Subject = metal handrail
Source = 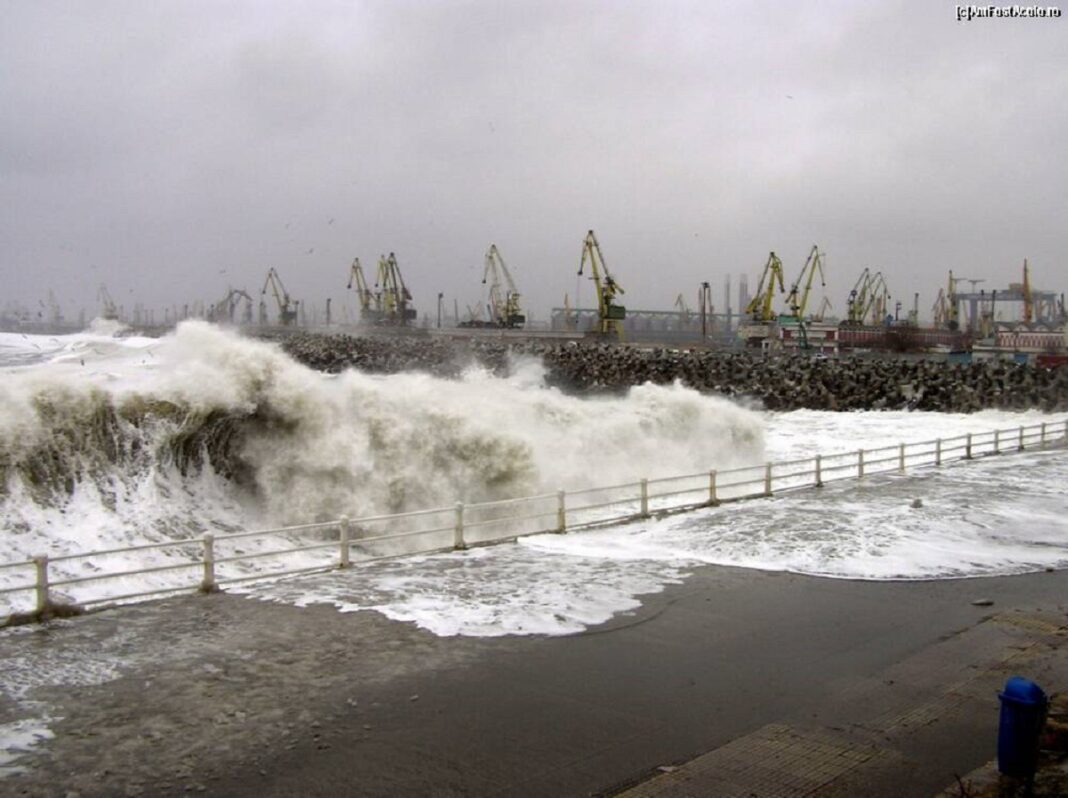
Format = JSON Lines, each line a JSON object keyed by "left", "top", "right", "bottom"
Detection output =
{"left": 2, "top": 419, "right": 1064, "bottom": 622}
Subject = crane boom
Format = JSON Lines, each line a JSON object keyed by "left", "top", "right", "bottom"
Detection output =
{"left": 481, "top": 244, "right": 525, "bottom": 327}
{"left": 744, "top": 252, "right": 785, "bottom": 321}
{"left": 785, "top": 244, "right": 826, "bottom": 319}
{"left": 846, "top": 269, "right": 871, "bottom": 324}
{"left": 261, "top": 268, "right": 298, "bottom": 325}
{"left": 375, "top": 253, "right": 416, "bottom": 325}
{"left": 347, "top": 257, "right": 381, "bottom": 322}
{"left": 577, "top": 230, "right": 626, "bottom": 338}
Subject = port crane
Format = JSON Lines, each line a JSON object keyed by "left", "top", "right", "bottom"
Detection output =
{"left": 813, "top": 296, "right": 834, "bottom": 322}
{"left": 578, "top": 230, "right": 626, "bottom": 338}
{"left": 376, "top": 253, "right": 416, "bottom": 325}
{"left": 347, "top": 258, "right": 381, "bottom": 323}
{"left": 97, "top": 285, "right": 119, "bottom": 321}
{"left": 745, "top": 252, "right": 785, "bottom": 322}
{"left": 261, "top": 268, "right": 298, "bottom": 325}
{"left": 674, "top": 293, "right": 692, "bottom": 325}
{"left": 784, "top": 245, "right": 826, "bottom": 319}
{"left": 482, "top": 244, "right": 525, "bottom": 327}
{"left": 212, "top": 288, "right": 253, "bottom": 324}
{"left": 861, "top": 272, "right": 890, "bottom": 325}
{"left": 846, "top": 269, "right": 870, "bottom": 324}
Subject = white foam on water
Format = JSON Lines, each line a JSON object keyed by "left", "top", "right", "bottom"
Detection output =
{"left": 245, "top": 418, "right": 1068, "bottom": 638}
{"left": 0, "top": 321, "right": 764, "bottom": 613}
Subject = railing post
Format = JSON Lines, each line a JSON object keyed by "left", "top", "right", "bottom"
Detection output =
{"left": 898, "top": 443, "right": 906, "bottom": 474}
{"left": 201, "top": 534, "right": 216, "bottom": 593}
{"left": 965, "top": 433, "right": 973, "bottom": 459}
{"left": 33, "top": 555, "right": 49, "bottom": 614}
{"left": 1018, "top": 425, "right": 1025, "bottom": 451}
{"left": 708, "top": 469, "right": 718, "bottom": 504}
{"left": 640, "top": 478, "right": 649, "bottom": 517}
{"left": 339, "top": 516, "right": 351, "bottom": 568}
{"left": 556, "top": 489, "right": 567, "bottom": 532}
{"left": 1040, "top": 422, "right": 1046, "bottom": 444}
{"left": 764, "top": 463, "right": 772, "bottom": 497}
{"left": 814, "top": 454, "right": 823, "bottom": 487}
{"left": 935, "top": 438, "right": 942, "bottom": 466}
{"left": 994, "top": 428, "right": 1000, "bottom": 453}
{"left": 857, "top": 449, "right": 865, "bottom": 479}
{"left": 454, "top": 502, "right": 466, "bottom": 550}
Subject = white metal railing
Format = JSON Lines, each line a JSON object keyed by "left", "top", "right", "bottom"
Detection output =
{"left": 1, "top": 419, "right": 1066, "bottom": 624}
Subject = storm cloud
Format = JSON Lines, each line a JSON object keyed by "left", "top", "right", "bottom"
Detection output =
{"left": 2, "top": 0, "right": 1065, "bottom": 323}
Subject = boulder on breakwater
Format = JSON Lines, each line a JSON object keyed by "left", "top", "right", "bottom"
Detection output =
{"left": 274, "top": 332, "right": 1068, "bottom": 413}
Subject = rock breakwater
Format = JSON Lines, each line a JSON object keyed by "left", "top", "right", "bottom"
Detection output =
{"left": 276, "top": 333, "right": 1068, "bottom": 413}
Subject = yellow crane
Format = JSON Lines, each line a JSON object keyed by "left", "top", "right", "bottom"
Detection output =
{"left": 577, "top": 230, "right": 626, "bottom": 338}
{"left": 861, "top": 272, "right": 890, "bottom": 325}
{"left": 932, "top": 289, "right": 947, "bottom": 327}
{"left": 813, "top": 296, "right": 834, "bottom": 322}
{"left": 347, "top": 257, "right": 380, "bottom": 322}
{"left": 376, "top": 253, "right": 416, "bottom": 325}
{"left": 846, "top": 269, "right": 870, "bottom": 324}
{"left": 261, "top": 267, "right": 298, "bottom": 325}
{"left": 784, "top": 245, "right": 826, "bottom": 319}
{"left": 945, "top": 270, "right": 960, "bottom": 329}
{"left": 483, "top": 244, "right": 525, "bottom": 327}
{"left": 745, "top": 252, "right": 785, "bottom": 322}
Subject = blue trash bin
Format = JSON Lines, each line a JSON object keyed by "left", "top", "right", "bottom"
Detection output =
{"left": 997, "top": 676, "right": 1048, "bottom": 778}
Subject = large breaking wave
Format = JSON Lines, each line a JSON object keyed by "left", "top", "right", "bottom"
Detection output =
{"left": 0, "top": 321, "right": 766, "bottom": 564}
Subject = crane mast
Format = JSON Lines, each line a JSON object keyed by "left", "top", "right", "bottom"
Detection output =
{"left": 744, "top": 252, "right": 785, "bottom": 322}
{"left": 376, "top": 253, "right": 416, "bottom": 325}
{"left": 261, "top": 268, "right": 298, "bottom": 325}
{"left": 860, "top": 272, "right": 890, "bottom": 325}
{"left": 213, "top": 288, "right": 253, "bottom": 324}
{"left": 347, "top": 257, "right": 380, "bottom": 322}
{"left": 785, "top": 245, "right": 826, "bottom": 319}
{"left": 97, "top": 285, "right": 119, "bottom": 321}
{"left": 577, "top": 230, "right": 626, "bottom": 338}
{"left": 482, "top": 244, "right": 525, "bottom": 327}
{"left": 846, "top": 269, "right": 871, "bottom": 324}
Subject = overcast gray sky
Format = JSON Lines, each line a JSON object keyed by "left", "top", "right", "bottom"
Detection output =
{"left": 2, "top": 0, "right": 1065, "bottom": 324}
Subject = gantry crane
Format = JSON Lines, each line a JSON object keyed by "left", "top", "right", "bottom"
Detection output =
{"left": 483, "top": 244, "right": 525, "bottom": 327}
{"left": 261, "top": 268, "right": 298, "bottom": 325}
{"left": 578, "top": 230, "right": 626, "bottom": 338}
{"left": 744, "top": 252, "right": 786, "bottom": 322}
{"left": 784, "top": 245, "right": 826, "bottom": 319}
{"left": 347, "top": 257, "right": 381, "bottom": 323}
{"left": 376, "top": 253, "right": 416, "bottom": 325}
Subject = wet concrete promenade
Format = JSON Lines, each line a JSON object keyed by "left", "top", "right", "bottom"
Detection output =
{"left": 2, "top": 564, "right": 1067, "bottom": 796}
